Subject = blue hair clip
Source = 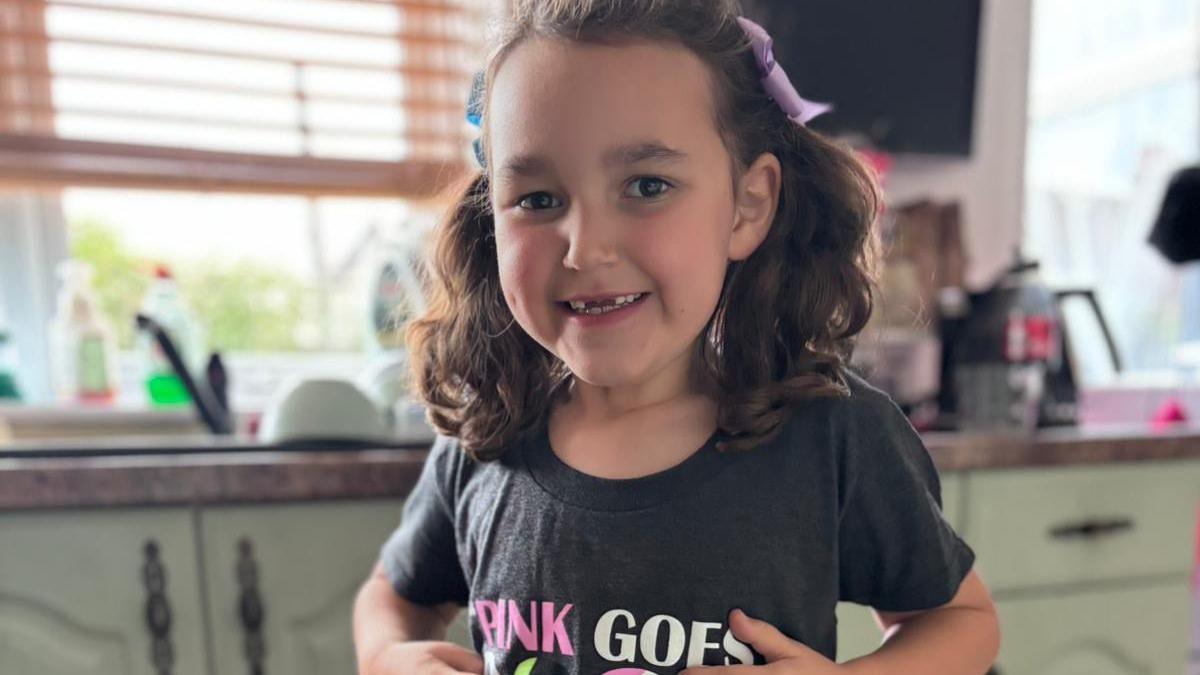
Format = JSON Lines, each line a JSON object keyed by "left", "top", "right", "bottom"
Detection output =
{"left": 466, "top": 71, "right": 487, "bottom": 169}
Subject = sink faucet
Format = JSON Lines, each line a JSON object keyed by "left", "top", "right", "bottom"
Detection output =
{"left": 135, "top": 314, "right": 234, "bottom": 435}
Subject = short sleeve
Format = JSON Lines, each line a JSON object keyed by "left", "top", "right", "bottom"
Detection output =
{"left": 837, "top": 396, "right": 976, "bottom": 611}
{"left": 379, "top": 435, "right": 471, "bottom": 607}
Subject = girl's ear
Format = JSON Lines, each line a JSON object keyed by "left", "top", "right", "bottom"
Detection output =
{"left": 729, "top": 152, "right": 782, "bottom": 261}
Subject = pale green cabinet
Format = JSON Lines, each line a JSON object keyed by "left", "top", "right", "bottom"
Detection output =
{"left": 836, "top": 472, "right": 968, "bottom": 662}
{"left": 0, "top": 501, "right": 412, "bottom": 675}
{"left": 835, "top": 459, "right": 1200, "bottom": 673}
{"left": 0, "top": 508, "right": 208, "bottom": 675}
{"left": 973, "top": 459, "right": 1200, "bottom": 675}
{"left": 992, "top": 582, "right": 1192, "bottom": 675}
{"left": 446, "top": 604, "right": 474, "bottom": 649}
{"left": 197, "top": 500, "right": 406, "bottom": 675}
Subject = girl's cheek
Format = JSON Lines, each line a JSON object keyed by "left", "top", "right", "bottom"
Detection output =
{"left": 496, "top": 230, "right": 551, "bottom": 307}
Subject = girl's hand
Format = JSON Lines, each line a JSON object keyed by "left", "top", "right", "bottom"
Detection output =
{"left": 360, "top": 640, "right": 483, "bottom": 675}
{"left": 679, "top": 609, "right": 846, "bottom": 675}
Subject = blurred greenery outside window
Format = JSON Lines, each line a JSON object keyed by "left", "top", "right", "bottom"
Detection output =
{"left": 66, "top": 192, "right": 412, "bottom": 353}
{"left": 62, "top": 190, "right": 434, "bottom": 408}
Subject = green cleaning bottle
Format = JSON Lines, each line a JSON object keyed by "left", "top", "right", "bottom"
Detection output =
{"left": 137, "top": 265, "right": 205, "bottom": 406}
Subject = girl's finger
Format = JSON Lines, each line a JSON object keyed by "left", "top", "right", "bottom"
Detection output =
{"left": 431, "top": 645, "right": 485, "bottom": 674}
{"left": 679, "top": 666, "right": 771, "bottom": 675}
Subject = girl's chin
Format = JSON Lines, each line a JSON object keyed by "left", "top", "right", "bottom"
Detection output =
{"left": 562, "top": 361, "right": 646, "bottom": 389}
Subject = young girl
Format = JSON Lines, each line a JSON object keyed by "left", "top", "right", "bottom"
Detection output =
{"left": 353, "top": 1, "right": 1000, "bottom": 673}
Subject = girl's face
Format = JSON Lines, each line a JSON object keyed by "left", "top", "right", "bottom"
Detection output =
{"left": 488, "top": 37, "right": 774, "bottom": 396}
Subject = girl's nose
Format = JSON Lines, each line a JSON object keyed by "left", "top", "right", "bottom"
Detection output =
{"left": 561, "top": 208, "right": 619, "bottom": 271}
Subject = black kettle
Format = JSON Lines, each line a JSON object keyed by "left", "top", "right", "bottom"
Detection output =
{"left": 939, "top": 255, "right": 1122, "bottom": 429}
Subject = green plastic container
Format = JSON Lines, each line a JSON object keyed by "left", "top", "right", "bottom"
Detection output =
{"left": 146, "top": 371, "right": 190, "bottom": 406}
{"left": 0, "top": 329, "right": 19, "bottom": 401}
{"left": 0, "top": 372, "right": 18, "bottom": 400}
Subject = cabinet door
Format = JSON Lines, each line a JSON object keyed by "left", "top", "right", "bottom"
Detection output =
{"left": 992, "top": 581, "right": 1192, "bottom": 675}
{"left": 835, "top": 603, "right": 880, "bottom": 663}
{"left": 446, "top": 605, "right": 473, "bottom": 649}
{"left": 0, "top": 508, "right": 208, "bottom": 675}
{"left": 198, "top": 499, "right": 409, "bottom": 675}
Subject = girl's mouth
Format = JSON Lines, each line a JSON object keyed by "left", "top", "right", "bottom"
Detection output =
{"left": 558, "top": 292, "right": 650, "bottom": 325}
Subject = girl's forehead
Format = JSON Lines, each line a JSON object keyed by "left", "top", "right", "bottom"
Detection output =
{"left": 486, "top": 37, "right": 726, "bottom": 172}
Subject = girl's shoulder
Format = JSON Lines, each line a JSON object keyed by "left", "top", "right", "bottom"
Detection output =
{"left": 773, "top": 366, "right": 937, "bottom": 480}
{"left": 782, "top": 366, "right": 913, "bottom": 436}
{"left": 424, "top": 427, "right": 531, "bottom": 496}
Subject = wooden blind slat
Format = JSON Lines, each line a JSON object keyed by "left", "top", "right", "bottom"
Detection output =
{"left": 0, "top": 29, "right": 476, "bottom": 76}
{"left": 47, "top": 0, "right": 482, "bottom": 41}
{"left": 0, "top": 132, "right": 469, "bottom": 197}
{"left": 0, "top": 0, "right": 484, "bottom": 196}
{"left": 0, "top": 0, "right": 54, "bottom": 134}
{"left": 0, "top": 65, "right": 466, "bottom": 111}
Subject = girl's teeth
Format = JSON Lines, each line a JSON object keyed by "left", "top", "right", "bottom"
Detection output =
{"left": 568, "top": 293, "right": 643, "bottom": 314}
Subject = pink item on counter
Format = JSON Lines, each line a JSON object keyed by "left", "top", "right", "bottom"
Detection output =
{"left": 1151, "top": 397, "right": 1189, "bottom": 430}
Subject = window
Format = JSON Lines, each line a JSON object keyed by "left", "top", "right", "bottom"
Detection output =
{"left": 0, "top": 0, "right": 484, "bottom": 407}
{"left": 1024, "top": 0, "right": 1200, "bottom": 386}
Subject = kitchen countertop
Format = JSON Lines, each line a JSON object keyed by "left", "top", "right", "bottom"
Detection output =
{"left": 1, "top": 422, "right": 1198, "bottom": 510}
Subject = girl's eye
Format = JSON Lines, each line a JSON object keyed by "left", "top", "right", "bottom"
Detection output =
{"left": 517, "top": 192, "right": 562, "bottom": 211}
{"left": 624, "top": 177, "right": 673, "bottom": 200}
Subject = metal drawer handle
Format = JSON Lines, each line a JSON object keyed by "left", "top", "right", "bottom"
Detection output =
{"left": 237, "top": 537, "right": 266, "bottom": 675}
{"left": 1048, "top": 517, "right": 1134, "bottom": 540}
{"left": 142, "top": 539, "right": 175, "bottom": 675}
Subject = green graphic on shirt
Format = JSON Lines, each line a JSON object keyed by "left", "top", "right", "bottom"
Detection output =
{"left": 514, "top": 657, "right": 537, "bottom": 675}
{"left": 501, "top": 655, "right": 573, "bottom": 675}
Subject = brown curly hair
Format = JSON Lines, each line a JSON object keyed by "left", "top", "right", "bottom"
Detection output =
{"left": 407, "top": 0, "right": 882, "bottom": 461}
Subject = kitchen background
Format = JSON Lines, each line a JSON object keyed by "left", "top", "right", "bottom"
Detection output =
{"left": 0, "top": 0, "right": 1199, "bottom": 674}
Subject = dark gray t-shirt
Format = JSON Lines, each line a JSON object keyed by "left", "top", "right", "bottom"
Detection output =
{"left": 380, "top": 370, "right": 975, "bottom": 674}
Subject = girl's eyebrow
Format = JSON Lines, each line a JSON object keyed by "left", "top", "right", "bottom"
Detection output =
{"left": 603, "top": 142, "right": 689, "bottom": 167}
{"left": 495, "top": 142, "right": 688, "bottom": 184}
{"left": 496, "top": 154, "right": 552, "bottom": 182}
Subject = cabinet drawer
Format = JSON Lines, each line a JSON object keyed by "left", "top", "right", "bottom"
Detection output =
{"left": 966, "top": 460, "right": 1200, "bottom": 591}
{"left": 993, "top": 581, "right": 1192, "bottom": 675}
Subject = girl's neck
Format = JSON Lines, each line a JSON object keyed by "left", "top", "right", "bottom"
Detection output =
{"left": 547, "top": 350, "right": 720, "bottom": 480}
{"left": 562, "top": 347, "right": 718, "bottom": 423}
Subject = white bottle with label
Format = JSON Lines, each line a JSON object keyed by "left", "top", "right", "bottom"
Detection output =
{"left": 136, "top": 264, "right": 206, "bottom": 406}
{"left": 48, "top": 260, "right": 119, "bottom": 404}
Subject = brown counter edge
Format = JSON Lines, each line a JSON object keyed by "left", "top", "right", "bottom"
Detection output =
{"left": 0, "top": 449, "right": 431, "bottom": 511}
{"left": 4, "top": 426, "right": 1200, "bottom": 510}
{"left": 925, "top": 426, "right": 1200, "bottom": 472}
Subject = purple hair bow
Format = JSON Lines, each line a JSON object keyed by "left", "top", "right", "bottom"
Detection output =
{"left": 737, "top": 16, "right": 832, "bottom": 126}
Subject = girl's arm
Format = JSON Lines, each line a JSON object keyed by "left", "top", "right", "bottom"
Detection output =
{"left": 352, "top": 561, "right": 466, "bottom": 668}
{"left": 843, "top": 569, "right": 1001, "bottom": 675}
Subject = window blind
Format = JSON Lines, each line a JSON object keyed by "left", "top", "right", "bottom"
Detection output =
{"left": 0, "top": 0, "right": 485, "bottom": 196}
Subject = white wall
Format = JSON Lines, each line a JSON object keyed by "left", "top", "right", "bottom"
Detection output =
{"left": 884, "top": 0, "right": 1033, "bottom": 291}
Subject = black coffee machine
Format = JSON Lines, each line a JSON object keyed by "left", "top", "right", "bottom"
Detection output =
{"left": 937, "top": 255, "right": 1123, "bottom": 430}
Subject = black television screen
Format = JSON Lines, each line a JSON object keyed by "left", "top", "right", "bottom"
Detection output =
{"left": 742, "top": 0, "right": 983, "bottom": 156}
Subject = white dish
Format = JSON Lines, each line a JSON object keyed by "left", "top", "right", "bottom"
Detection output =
{"left": 257, "top": 377, "right": 390, "bottom": 445}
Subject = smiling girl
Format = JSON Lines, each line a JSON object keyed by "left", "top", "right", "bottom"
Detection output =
{"left": 353, "top": 2, "right": 1000, "bottom": 674}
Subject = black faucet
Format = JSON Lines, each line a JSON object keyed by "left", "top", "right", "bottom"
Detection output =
{"left": 135, "top": 313, "right": 234, "bottom": 435}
